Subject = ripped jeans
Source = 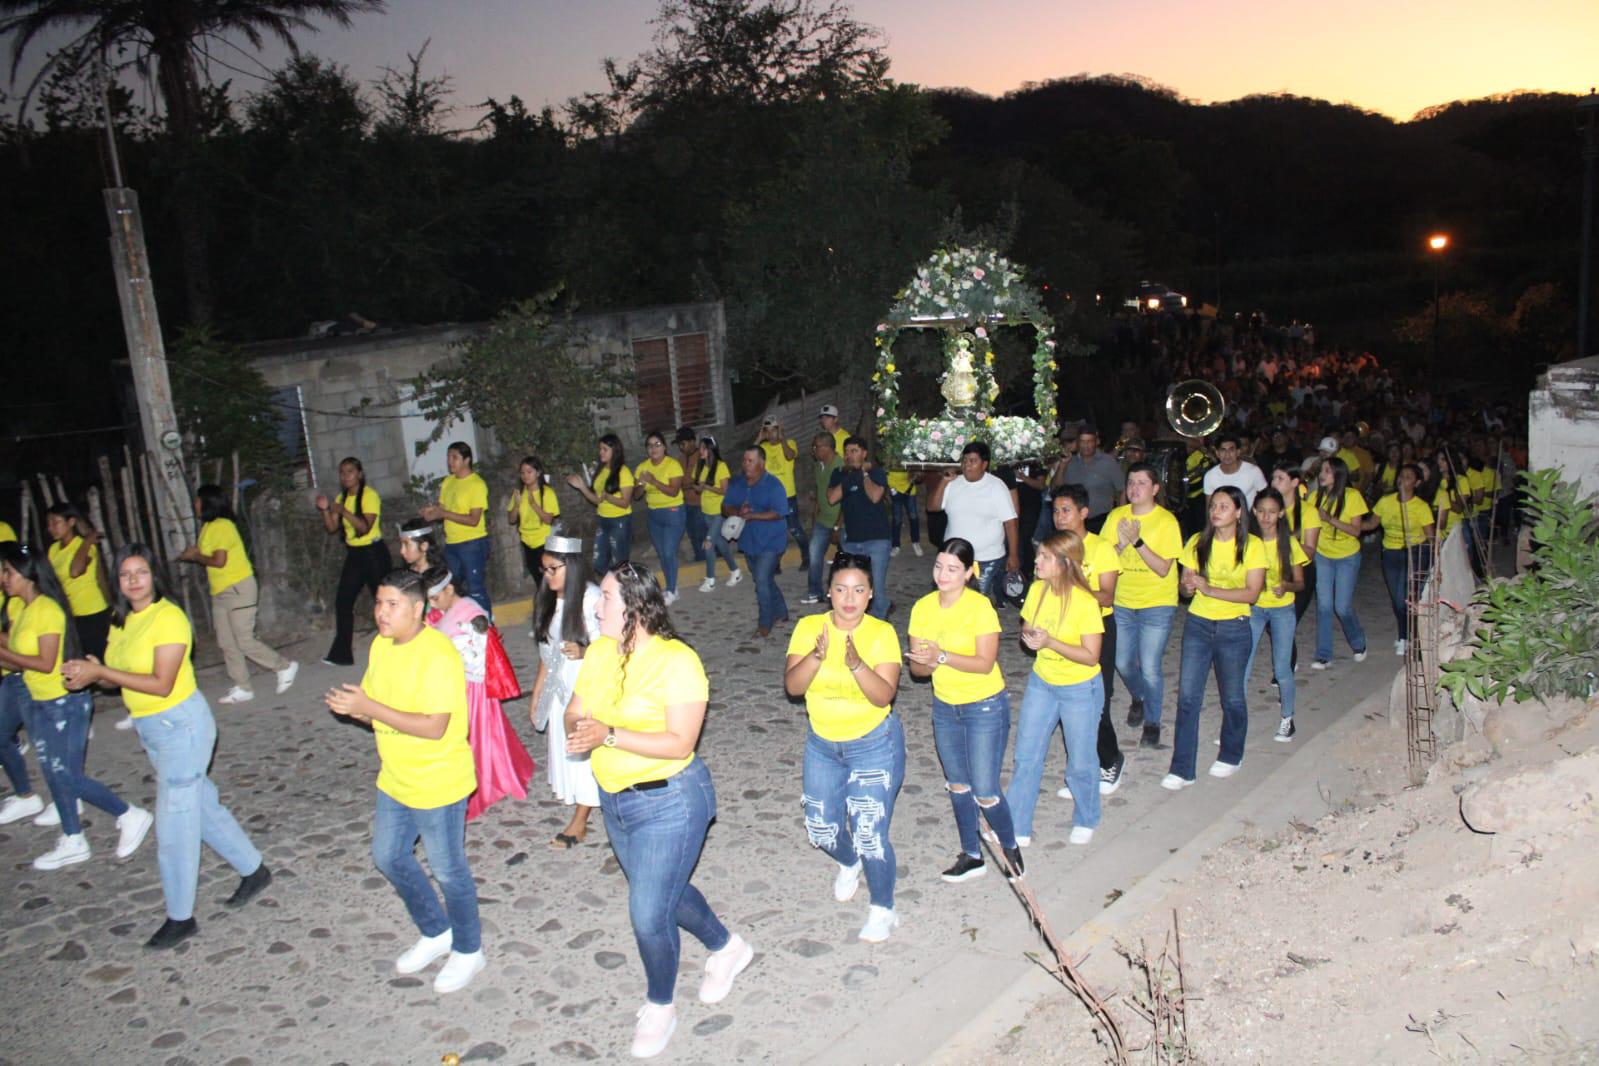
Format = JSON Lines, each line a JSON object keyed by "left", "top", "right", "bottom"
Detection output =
{"left": 932, "top": 691, "right": 1018, "bottom": 856}
{"left": 801, "top": 714, "right": 905, "bottom": 909}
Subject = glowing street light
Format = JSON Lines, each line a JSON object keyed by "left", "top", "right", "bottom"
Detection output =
{"left": 1427, "top": 233, "right": 1450, "bottom": 374}
{"left": 1428, "top": 234, "right": 1449, "bottom": 251}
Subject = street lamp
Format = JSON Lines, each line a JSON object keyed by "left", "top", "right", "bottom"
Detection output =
{"left": 1427, "top": 233, "right": 1449, "bottom": 375}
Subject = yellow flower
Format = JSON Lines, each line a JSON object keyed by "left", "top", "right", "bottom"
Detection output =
{"left": 874, "top": 338, "right": 882, "bottom": 347}
{"left": 885, "top": 363, "right": 895, "bottom": 373}
{"left": 872, "top": 373, "right": 881, "bottom": 382}
{"left": 985, "top": 353, "right": 994, "bottom": 365}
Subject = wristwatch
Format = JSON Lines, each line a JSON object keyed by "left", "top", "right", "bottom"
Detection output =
{"left": 603, "top": 727, "right": 618, "bottom": 748}
{"left": 1133, "top": 537, "right": 1145, "bottom": 549}
{"left": 935, "top": 652, "right": 949, "bottom": 666}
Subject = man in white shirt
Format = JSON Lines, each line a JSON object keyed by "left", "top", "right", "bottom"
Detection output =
{"left": 928, "top": 440, "right": 1018, "bottom": 608}
{"left": 1201, "top": 434, "right": 1267, "bottom": 510}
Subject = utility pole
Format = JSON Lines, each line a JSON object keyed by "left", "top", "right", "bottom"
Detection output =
{"left": 1578, "top": 90, "right": 1598, "bottom": 362}
{"left": 101, "top": 68, "right": 192, "bottom": 562}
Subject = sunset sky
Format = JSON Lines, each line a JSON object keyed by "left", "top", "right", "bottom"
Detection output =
{"left": 11, "top": 0, "right": 1598, "bottom": 120}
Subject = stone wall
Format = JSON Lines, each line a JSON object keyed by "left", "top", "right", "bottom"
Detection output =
{"left": 1530, "top": 355, "right": 1599, "bottom": 499}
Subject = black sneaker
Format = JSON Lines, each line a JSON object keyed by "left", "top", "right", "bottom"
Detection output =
{"left": 1139, "top": 724, "right": 1164, "bottom": 750}
{"left": 1099, "top": 753, "right": 1126, "bottom": 796}
{"left": 1125, "top": 700, "right": 1145, "bottom": 728}
{"left": 1002, "top": 845, "right": 1026, "bottom": 880}
{"left": 225, "top": 864, "right": 272, "bottom": 907}
{"left": 1274, "top": 718, "right": 1296, "bottom": 743}
{"left": 145, "top": 917, "right": 198, "bottom": 950}
{"left": 940, "top": 853, "right": 987, "bottom": 883}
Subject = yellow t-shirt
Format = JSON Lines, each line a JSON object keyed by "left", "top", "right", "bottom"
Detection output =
{"left": 1285, "top": 486, "right": 1322, "bottom": 556}
{"left": 338, "top": 485, "right": 382, "bottom": 547}
{"left": 907, "top": 588, "right": 1004, "bottom": 705}
{"left": 198, "top": 518, "right": 254, "bottom": 596}
{"left": 0, "top": 596, "right": 20, "bottom": 676}
{"left": 1467, "top": 467, "right": 1499, "bottom": 515}
{"left": 831, "top": 427, "right": 850, "bottom": 455}
{"left": 515, "top": 484, "right": 561, "bottom": 549}
{"left": 1104, "top": 505, "right": 1183, "bottom": 609}
{"left": 1080, "top": 530, "right": 1120, "bottom": 618}
{"left": 572, "top": 635, "right": 708, "bottom": 792}
{"left": 1434, "top": 475, "right": 1473, "bottom": 538}
{"left": 439, "top": 472, "right": 489, "bottom": 544}
{"left": 696, "top": 460, "right": 731, "bottom": 517}
{"left": 1180, "top": 533, "right": 1267, "bottom": 621}
{"left": 1021, "top": 580, "right": 1104, "bottom": 686}
{"left": 595, "top": 466, "right": 637, "bottom": 519}
{"left": 761, "top": 439, "right": 799, "bottom": 496}
{"left": 13, "top": 595, "right": 68, "bottom": 700}
{"left": 1256, "top": 535, "right": 1310, "bottom": 609}
{"left": 786, "top": 613, "right": 901, "bottom": 742}
{"left": 635, "top": 457, "right": 686, "bottom": 510}
{"left": 0, "top": 521, "right": 15, "bottom": 543}
{"left": 1334, "top": 447, "right": 1361, "bottom": 476}
{"left": 1313, "top": 487, "right": 1369, "bottom": 560}
{"left": 361, "top": 627, "right": 475, "bottom": 809}
{"left": 48, "top": 537, "right": 109, "bottom": 616}
{"left": 886, "top": 470, "right": 914, "bottom": 494}
{"left": 105, "top": 599, "right": 198, "bottom": 717}
{"left": 1374, "top": 465, "right": 1397, "bottom": 495}
{"left": 1371, "top": 493, "right": 1433, "bottom": 549}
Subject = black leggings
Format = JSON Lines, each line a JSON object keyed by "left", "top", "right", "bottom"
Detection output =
{"left": 325, "top": 541, "right": 392, "bottom": 664}
{"left": 1096, "top": 611, "right": 1121, "bottom": 768}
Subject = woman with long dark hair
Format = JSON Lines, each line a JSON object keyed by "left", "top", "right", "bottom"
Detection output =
{"left": 1104, "top": 462, "right": 1184, "bottom": 749}
{"left": 0, "top": 543, "right": 150, "bottom": 871}
{"left": 1246, "top": 488, "right": 1307, "bottom": 742}
{"left": 0, "top": 571, "right": 48, "bottom": 825}
{"left": 1163, "top": 486, "right": 1265, "bottom": 788}
{"left": 529, "top": 532, "right": 602, "bottom": 847}
{"left": 1431, "top": 447, "right": 1473, "bottom": 545}
{"left": 397, "top": 517, "right": 443, "bottom": 574}
{"left": 182, "top": 485, "right": 297, "bottom": 704}
{"left": 506, "top": 456, "right": 560, "bottom": 593}
{"left": 636, "top": 429, "right": 688, "bottom": 604}
{"left": 421, "top": 441, "right": 493, "bottom": 615}
{"left": 1363, "top": 464, "right": 1435, "bottom": 655}
{"left": 44, "top": 502, "right": 111, "bottom": 661}
{"left": 566, "top": 563, "right": 750, "bottom": 1058}
{"left": 61, "top": 543, "right": 269, "bottom": 947}
{"left": 907, "top": 537, "right": 1021, "bottom": 881}
{"left": 692, "top": 436, "right": 740, "bottom": 591}
{"left": 1270, "top": 459, "right": 1320, "bottom": 672}
{"left": 317, "top": 456, "right": 391, "bottom": 667}
{"left": 566, "top": 433, "right": 636, "bottom": 576}
{"left": 785, "top": 552, "right": 905, "bottom": 941}
{"left": 1309, "top": 457, "right": 1369, "bottom": 669}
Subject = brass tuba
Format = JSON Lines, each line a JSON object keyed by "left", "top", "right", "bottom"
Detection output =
{"left": 1165, "top": 380, "right": 1226, "bottom": 439}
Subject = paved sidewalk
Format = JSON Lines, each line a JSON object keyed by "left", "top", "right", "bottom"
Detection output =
{"left": 0, "top": 544, "right": 1398, "bottom": 1065}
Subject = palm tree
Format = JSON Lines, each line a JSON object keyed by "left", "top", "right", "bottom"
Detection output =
{"left": 1, "top": 0, "right": 387, "bottom": 323}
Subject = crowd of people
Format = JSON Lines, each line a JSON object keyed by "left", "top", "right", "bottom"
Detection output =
{"left": 0, "top": 321, "right": 1532, "bottom": 1059}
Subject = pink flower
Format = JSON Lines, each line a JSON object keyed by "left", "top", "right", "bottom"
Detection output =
{"left": 1045, "top": 339, "right": 1057, "bottom": 349}
{"left": 877, "top": 407, "right": 885, "bottom": 416}
{"left": 973, "top": 268, "right": 986, "bottom": 280}
{"left": 930, "top": 430, "right": 943, "bottom": 441}
{"left": 975, "top": 326, "right": 988, "bottom": 339}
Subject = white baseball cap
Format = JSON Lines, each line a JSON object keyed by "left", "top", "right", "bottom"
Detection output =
{"left": 819, "top": 404, "right": 839, "bottom": 418}
{"left": 1317, "top": 436, "right": 1339, "bottom": 454}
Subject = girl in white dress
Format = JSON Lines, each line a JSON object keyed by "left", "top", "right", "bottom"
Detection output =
{"left": 527, "top": 532, "right": 601, "bottom": 848}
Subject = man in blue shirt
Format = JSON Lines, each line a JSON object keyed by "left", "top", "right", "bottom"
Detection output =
{"left": 722, "top": 447, "right": 791, "bottom": 637}
{"left": 827, "top": 437, "right": 893, "bottom": 619}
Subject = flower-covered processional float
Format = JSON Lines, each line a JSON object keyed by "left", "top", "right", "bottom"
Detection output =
{"left": 873, "top": 245, "right": 1062, "bottom": 469}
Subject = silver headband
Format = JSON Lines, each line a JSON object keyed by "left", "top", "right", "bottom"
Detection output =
{"left": 427, "top": 571, "right": 454, "bottom": 598}
{"left": 398, "top": 525, "right": 431, "bottom": 540}
{"left": 545, "top": 534, "right": 584, "bottom": 555}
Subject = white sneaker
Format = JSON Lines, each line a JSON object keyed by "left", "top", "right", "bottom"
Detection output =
{"left": 114, "top": 714, "right": 135, "bottom": 731}
{"left": 698, "top": 578, "right": 716, "bottom": 593}
{"left": 1069, "top": 826, "right": 1095, "bottom": 845}
{"left": 1310, "top": 659, "right": 1330, "bottom": 671}
{"left": 115, "top": 806, "right": 154, "bottom": 859}
{"left": 699, "top": 933, "right": 754, "bottom": 1004}
{"left": 1353, "top": 649, "right": 1368, "bottom": 663}
{"left": 275, "top": 661, "right": 299, "bottom": 694}
{"left": 832, "top": 860, "right": 863, "bottom": 903}
{"left": 1014, "top": 835, "right": 1031, "bottom": 848}
{"left": 663, "top": 590, "right": 679, "bottom": 606}
{"left": 799, "top": 594, "right": 822, "bottom": 605}
{"left": 1274, "top": 718, "right": 1296, "bottom": 743}
{"left": 0, "top": 794, "right": 44, "bottom": 824}
{"left": 1160, "top": 773, "right": 1194, "bottom": 791}
{"left": 395, "top": 929, "right": 453, "bottom": 974}
{"left": 14, "top": 740, "right": 25, "bottom": 757}
{"left": 34, "top": 799, "right": 80, "bottom": 827}
{"left": 911, "top": 543, "right": 924, "bottom": 557}
{"left": 433, "top": 949, "right": 486, "bottom": 993}
{"left": 858, "top": 905, "right": 899, "bottom": 943}
{"left": 890, "top": 547, "right": 901, "bottom": 558}
{"left": 1394, "top": 639, "right": 1406, "bottom": 656}
{"left": 726, "top": 570, "right": 744, "bottom": 587}
{"left": 217, "top": 686, "right": 254, "bottom": 705}
{"left": 1208, "top": 760, "right": 1241, "bottom": 778}
{"left": 631, "top": 1002, "right": 677, "bottom": 1059}
{"left": 1055, "top": 784, "right": 1073, "bottom": 801}
{"left": 33, "top": 832, "right": 90, "bottom": 870}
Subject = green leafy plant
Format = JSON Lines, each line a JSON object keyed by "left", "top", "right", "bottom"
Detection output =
{"left": 167, "top": 325, "right": 289, "bottom": 485}
{"left": 1440, "top": 469, "right": 1599, "bottom": 705}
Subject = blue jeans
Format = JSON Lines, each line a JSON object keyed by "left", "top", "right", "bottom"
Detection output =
{"left": 1007, "top": 671, "right": 1104, "bottom": 835}
{"left": 600, "top": 757, "right": 728, "bottom": 1005}
{"left": 646, "top": 506, "right": 687, "bottom": 594}
{"left": 785, "top": 496, "right": 808, "bottom": 561}
{"left": 706, "top": 516, "right": 741, "bottom": 581}
{"left": 748, "top": 549, "right": 788, "bottom": 629}
{"left": 890, "top": 491, "right": 920, "bottom": 548}
{"left": 1170, "top": 614, "right": 1252, "bottom": 780}
{"left": 593, "top": 514, "right": 633, "bottom": 576}
{"left": 1381, "top": 545, "right": 1432, "bottom": 639}
{"left": 932, "top": 692, "right": 1017, "bottom": 855}
{"left": 1113, "top": 604, "right": 1177, "bottom": 727}
{"left": 372, "top": 791, "right": 481, "bottom": 954}
{"left": 133, "top": 692, "right": 262, "bottom": 920}
{"left": 1314, "top": 551, "right": 1366, "bottom": 661}
{"left": 841, "top": 538, "right": 892, "bottom": 619}
{"left": 806, "top": 524, "right": 834, "bottom": 598}
{"left": 802, "top": 715, "right": 905, "bottom": 908}
{"left": 1247, "top": 605, "right": 1298, "bottom": 720}
{"left": 27, "top": 691, "right": 128, "bottom": 835}
{"left": 443, "top": 536, "right": 492, "bottom": 617}
{"left": 685, "top": 508, "right": 708, "bottom": 563}
{"left": 0, "top": 674, "right": 33, "bottom": 796}
{"left": 976, "top": 557, "right": 1006, "bottom": 608}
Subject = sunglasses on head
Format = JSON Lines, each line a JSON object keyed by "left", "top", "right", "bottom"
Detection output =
{"left": 830, "top": 552, "right": 874, "bottom": 571}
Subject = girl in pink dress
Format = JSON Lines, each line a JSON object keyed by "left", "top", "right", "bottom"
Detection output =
{"left": 424, "top": 567, "right": 535, "bottom": 821}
